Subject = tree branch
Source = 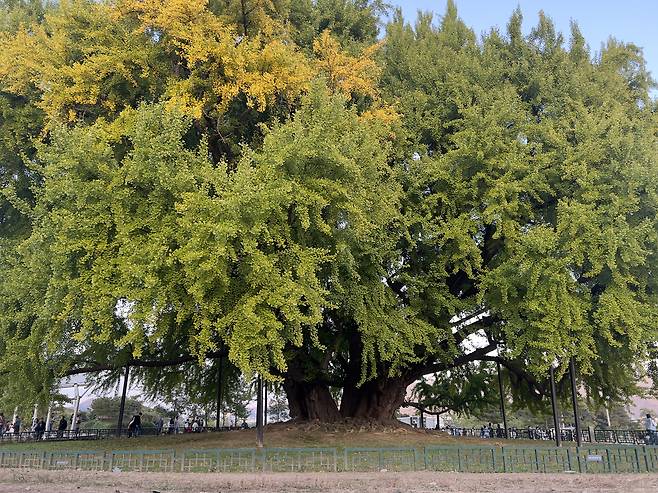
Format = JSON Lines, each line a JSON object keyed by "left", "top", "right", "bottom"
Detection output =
{"left": 410, "top": 342, "right": 498, "bottom": 380}
{"left": 403, "top": 401, "right": 449, "bottom": 416}
{"left": 62, "top": 349, "right": 227, "bottom": 376}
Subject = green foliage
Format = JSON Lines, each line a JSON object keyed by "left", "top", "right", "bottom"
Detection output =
{"left": 225, "top": 374, "right": 254, "bottom": 424}
{"left": 0, "top": 0, "right": 656, "bottom": 421}
{"left": 408, "top": 363, "right": 500, "bottom": 417}
{"left": 267, "top": 385, "right": 290, "bottom": 422}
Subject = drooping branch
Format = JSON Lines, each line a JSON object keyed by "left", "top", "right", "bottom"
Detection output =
{"left": 62, "top": 349, "right": 227, "bottom": 376}
{"left": 479, "top": 355, "right": 547, "bottom": 397}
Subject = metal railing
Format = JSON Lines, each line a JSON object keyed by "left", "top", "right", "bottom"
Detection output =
{"left": 0, "top": 425, "right": 232, "bottom": 443}
{"left": 1, "top": 444, "right": 658, "bottom": 473}
{"left": 4, "top": 424, "right": 654, "bottom": 447}
{"left": 447, "top": 427, "right": 655, "bottom": 446}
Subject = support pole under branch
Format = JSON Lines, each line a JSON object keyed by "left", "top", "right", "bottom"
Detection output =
{"left": 117, "top": 365, "right": 130, "bottom": 437}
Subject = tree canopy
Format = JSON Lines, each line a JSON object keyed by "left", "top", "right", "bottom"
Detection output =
{"left": 1, "top": 0, "right": 656, "bottom": 422}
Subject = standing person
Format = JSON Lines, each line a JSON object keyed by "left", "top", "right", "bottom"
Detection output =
{"left": 57, "top": 415, "right": 67, "bottom": 438}
{"left": 168, "top": 417, "right": 174, "bottom": 435}
{"left": 35, "top": 419, "right": 45, "bottom": 440}
{"left": 0, "top": 413, "right": 5, "bottom": 436}
{"left": 156, "top": 416, "right": 164, "bottom": 435}
{"left": 645, "top": 414, "right": 656, "bottom": 445}
{"left": 134, "top": 412, "right": 142, "bottom": 436}
{"left": 127, "top": 415, "right": 135, "bottom": 438}
{"left": 13, "top": 416, "right": 21, "bottom": 436}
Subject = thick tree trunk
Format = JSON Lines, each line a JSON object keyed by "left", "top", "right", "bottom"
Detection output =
{"left": 283, "top": 378, "right": 342, "bottom": 422}
{"left": 340, "top": 375, "right": 408, "bottom": 422}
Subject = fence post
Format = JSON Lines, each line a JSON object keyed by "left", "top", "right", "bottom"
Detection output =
{"left": 534, "top": 448, "right": 539, "bottom": 473}
{"left": 642, "top": 446, "right": 650, "bottom": 473}
{"left": 634, "top": 447, "right": 641, "bottom": 473}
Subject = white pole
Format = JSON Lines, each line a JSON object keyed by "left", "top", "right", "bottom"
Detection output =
{"left": 12, "top": 406, "right": 17, "bottom": 425}
{"left": 44, "top": 404, "right": 52, "bottom": 439}
{"left": 32, "top": 404, "right": 38, "bottom": 430}
{"left": 71, "top": 383, "right": 80, "bottom": 433}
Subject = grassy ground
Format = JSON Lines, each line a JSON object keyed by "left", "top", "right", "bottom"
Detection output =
{"left": 0, "top": 422, "right": 574, "bottom": 452}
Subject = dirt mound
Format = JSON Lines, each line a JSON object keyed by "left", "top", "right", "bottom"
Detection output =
{"left": 271, "top": 418, "right": 439, "bottom": 435}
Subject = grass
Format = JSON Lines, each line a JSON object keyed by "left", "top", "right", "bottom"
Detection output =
{"left": 0, "top": 422, "right": 578, "bottom": 453}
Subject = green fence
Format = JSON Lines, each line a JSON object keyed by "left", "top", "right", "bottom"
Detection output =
{"left": 1, "top": 445, "right": 658, "bottom": 473}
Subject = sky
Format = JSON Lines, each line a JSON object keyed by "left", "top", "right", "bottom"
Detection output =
{"left": 392, "top": 1, "right": 658, "bottom": 82}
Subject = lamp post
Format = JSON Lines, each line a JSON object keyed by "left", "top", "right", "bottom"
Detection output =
{"left": 549, "top": 360, "right": 561, "bottom": 447}
{"left": 569, "top": 357, "right": 582, "bottom": 446}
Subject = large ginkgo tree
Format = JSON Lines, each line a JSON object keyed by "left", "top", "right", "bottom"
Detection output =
{"left": 1, "top": 0, "right": 656, "bottom": 421}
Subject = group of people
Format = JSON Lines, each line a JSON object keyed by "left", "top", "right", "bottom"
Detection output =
{"left": 447, "top": 423, "right": 507, "bottom": 438}
{"left": 0, "top": 412, "right": 82, "bottom": 440}
{"left": 0, "top": 413, "right": 21, "bottom": 435}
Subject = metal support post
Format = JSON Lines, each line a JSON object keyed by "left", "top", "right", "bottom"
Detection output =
{"left": 117, "top": 365, "right": 130, "bottom": 436}
{"left": 256, "top": 375, "right": 264, "bottom": 448}
{"left": 549, "top": 365, "right": 561, "bottom": 447}
{"left": 264, "top": 382, "right": 268, "bottom": 426}
{"left": 569, "top": 357, "right": 582, "bottom": 446}
{"left": 71, "top": 384, "right": 80, "bottom": 435}
{"left": 215, "top": 356, "right": 223, "bottom": 429}
{"left": 497, "top": 361, "right": 509, "bottom": 439}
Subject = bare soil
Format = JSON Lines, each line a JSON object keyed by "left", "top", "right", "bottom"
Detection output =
{"left": 0, "top": 469, "right": 656, "bottom": 493}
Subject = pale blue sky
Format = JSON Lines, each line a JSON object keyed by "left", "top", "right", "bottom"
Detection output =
{"left": 391, "top": 1, "right": 658, "bottom": 82}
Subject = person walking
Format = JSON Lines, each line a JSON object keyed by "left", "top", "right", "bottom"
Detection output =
{"left": 645, "top": 414, "right": 656, "bottom": 445}
{"left": 57, "top": 415, "right": 67, "bottom": 438}
{"left": 13, "top": 416, "right": 21, "bottom": 436}
{"left": 156, "top": 416, "right": 164, "bottom": 435}
{"left": 35, "top": 419, "right": 45, "bottom": 440}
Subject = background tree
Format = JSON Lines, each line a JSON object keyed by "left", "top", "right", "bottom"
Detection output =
{"left": 267, "top": 385, "right": 290, "bottom": 423}
{"left": 405, "top": 363, "right": 500, "bottom": 420}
